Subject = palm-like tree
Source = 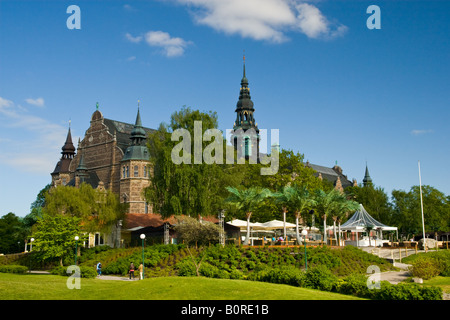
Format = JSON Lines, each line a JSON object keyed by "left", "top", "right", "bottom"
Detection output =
{"left": 313, "top": 189, "right": 343, "bottom": 245}
{"left": 225, "top": 186, "right": 271, "bottom": 245}
{"left": 272, "top": 185, "right": 316, "bottom": 243}
{"left": 330, "top": 195, "right": 359, "bottom": 246}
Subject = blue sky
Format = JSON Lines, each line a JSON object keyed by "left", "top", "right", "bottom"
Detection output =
{"left": 0, "top": 0, "right": 449, "bottom": 217}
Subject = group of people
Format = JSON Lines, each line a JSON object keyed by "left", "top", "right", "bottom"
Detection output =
{"left": 127, "top": 262, "right": 144, "bottom": 280}
{"left": 96, "top": 262, "right": 144, "bottom": 280}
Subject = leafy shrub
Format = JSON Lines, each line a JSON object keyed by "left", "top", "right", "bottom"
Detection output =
{"left": 336, "top": 273, "right": 371, "bottom": 298}
{"left": 410, "top": 257, "right": 441, "bottom": 280}
{"left": 303, "top": 265, "right": 338, "bottom": 291}
{"left": 50, "top": 265, "right": 97, "bottom": 278}
{"left": 373, "top": 282, "right": 442, "bottom": 300}
{"left": 0, "top": 264, "right": 28, "bottom": 274}
{"left": 248, "top": 266, "right": 305, "bottom": 287}
{"left": 175, "top": 259, "right": 196, "bottom": 277}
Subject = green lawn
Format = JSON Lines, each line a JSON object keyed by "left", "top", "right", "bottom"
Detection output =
{"left": 423, "top": 277, "right": 450, "bottom": 294}
{"left": 0, "top": 273, "right": 363, "bottom": 300}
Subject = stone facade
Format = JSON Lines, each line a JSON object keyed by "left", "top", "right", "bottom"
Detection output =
{"left": 51, "top": 108, "right": 152, "bottom": 214}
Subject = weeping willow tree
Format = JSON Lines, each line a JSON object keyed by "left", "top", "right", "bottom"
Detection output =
{"left": 43, "top": 183, "right": 127, "bottom": 234}
{"left": 144, "top": 106, "right": 242, "bottom": 218}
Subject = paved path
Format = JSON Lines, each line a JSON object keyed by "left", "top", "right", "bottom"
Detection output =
{"left": 97, "top": 275, "right": 140, "bottom": 281}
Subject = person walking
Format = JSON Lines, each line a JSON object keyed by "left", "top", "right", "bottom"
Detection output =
{"left": 129, "top": 262, "right": 135, "bottom": 280}
{"left": 96, "top": 262, "right": 102, "bottom": 277}
{"left": 139, "top": 263, "right": 144, "bottom": 280}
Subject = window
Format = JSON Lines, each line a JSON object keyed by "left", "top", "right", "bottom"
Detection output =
{"left": 134, "top": 165, "right": 139, "bottom": 177}
{"left": 122, "top": 166, "right": 126, "bottom": 178}
{"left": 144, "top": 165, "right": 147, "bottom": 177}
{"left": 126, "top": 166, "right": 129, "bottom": 178}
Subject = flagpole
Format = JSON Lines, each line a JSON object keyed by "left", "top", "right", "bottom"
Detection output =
{"left": 418, "top": 161, "right": 426, "bottom": 252}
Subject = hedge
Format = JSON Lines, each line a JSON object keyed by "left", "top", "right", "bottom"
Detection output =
{"left": 50, "top": 265, "right": 97, "bottom": 278}
{"left": 0, "top": 265, "right": 28, "bottom": 274}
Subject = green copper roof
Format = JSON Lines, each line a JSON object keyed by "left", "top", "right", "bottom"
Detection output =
{"left": 363, "top": 164, "right": 373, "bottom": 186}
{"left": 122, "top": 107, "right": 149, "bottom": 161}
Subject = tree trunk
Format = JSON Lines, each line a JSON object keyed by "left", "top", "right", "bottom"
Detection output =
{"left": 323, "top": 214, "right": 327, "bottom": 245}
{"left": 244, "top": 212, "right": 252, "bottom": 245}
{"left": 333, "top": 217, "right": 337, "bottom": 246}
{"left": 295, "top": 212, "right": 301, "bottom": 244}
{"left": 282, "top": 207, "right": 287, "bottom": 241}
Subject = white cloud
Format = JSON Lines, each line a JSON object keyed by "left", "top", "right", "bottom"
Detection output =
{"left": 171, "top": 0, "right": 347, "bottom": 42}
{"left": 125, "top": 32, "right": 143, "bottom": 43}
{"left": 0, "top": 96, "right": 67, "bottom": 174}
{"left": 123, "top": 4, "right": 136, "bottom": 11}
{"left": 411, "top": 129, "right": 433, "bottom": 136}
{"left": 144, "top": 31, "right": 192, "bottom": 57}
{"left": 25, "top": 97, "right": 45, "bottom": 107}
{"left": 295, "top": 3, "right": 347, "bottom": 39}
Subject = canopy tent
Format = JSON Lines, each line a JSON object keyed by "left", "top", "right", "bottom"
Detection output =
{"left": 226, "top": 219, "right": 266, "bottom": 230}
{"left": 340, "top": 204, "right": 398, "bottom": 247}
{"left": 261, "top": 220, "right": 296, "bottom": 229}
{"left": 340, "top": 204, "right": 397, "bottom": 232}
{"left": 226, "top": 219, "right": 296, "bottom": 230}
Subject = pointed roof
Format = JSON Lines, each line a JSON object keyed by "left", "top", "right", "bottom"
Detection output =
{"left": 122, "top": 107, "right": 149, "bottom": 162}
{"left": 363, "top": 163, "right": 372, "bottom": 186}
{"left": 236, "top": 59, "right": 254, "bottom": 111}
{"left": 52, "top": 126, "right": 76, "bottom": 175}
{"left": 130, "top": 107, "right": 146, "bottom": 142}
{"left": 340, "top": 204, "right": 397, "bottom": 231}
{"left": 61, "top": 127, "right": 76, "bottom": 157}
{"left": 76, "top": 153, "right": 88, "bottom": 173}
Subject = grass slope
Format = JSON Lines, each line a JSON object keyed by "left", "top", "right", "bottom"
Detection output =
{"left": 0, "top": 273, "right": 363, "bottom": 300}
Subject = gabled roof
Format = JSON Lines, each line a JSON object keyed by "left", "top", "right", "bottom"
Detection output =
{"left": 103, "top": 118, "right": 155, "bottom": 153}
{"left": 307, "top": 163, "right": 353, "bottom": 188}
{"left": 124, "top": 213, "right": 219, "bottom": 230}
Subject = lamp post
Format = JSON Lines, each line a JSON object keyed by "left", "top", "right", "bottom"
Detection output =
{"left": 30, "top": 238, "right": 34, "bottom": 252}
{"left": 74, "top": 236, "right": 79, "bottom": 265}
{"left": 140, "top": 234, "right": 146, "bottom": 279}
{"left": 301, "top": 229, "right": 308, "bottom": 271}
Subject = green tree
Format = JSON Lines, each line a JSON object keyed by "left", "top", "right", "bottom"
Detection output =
{"left": 329, "top": 195, "right": 359, "bottom": 246}
{"left": 33, "top": 214, "right": 82, "bottom": 266}
{"left": 22, "top": 184, "right": 52, "bottom": 236}
{"left": 225, "top": 186, "right": 271, "bottom": 245}
{"left": 43, "top": 183, "right": 127, "bottom": 235}
{"left": 174, "top": 216, "right": 222, "bottom": 276}
{"left": 240, "top": 149, "right": 325, "bottom": 221}
{"left": 272, "top": 185, "right": 316, "bottom": 243}
{"left": 313, "top": 189, "right": 343, "bottom": 244}
{"left": 145, "top": 106, "right": 242, "bottom": 218}
{"left": 345, "top": 184, "right": 393, "bottom": 226}
{"left": 0, "top": 212, "right": 27, "bottom": 254}
{"left": 391, "top": 185, "right": 450, "bottom": 236}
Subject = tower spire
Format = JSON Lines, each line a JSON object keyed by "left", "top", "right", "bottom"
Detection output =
{"left": 130, "top": 105, "right": 146, "bottom": 146}
{"left": 61, "top": 125, "right": 75, "bottom": 159}
{"left": 363, "top": 162, "right": 373, "bottom": 187}
{"left": 231, "top": 55, "right": 260, "bottom": 159}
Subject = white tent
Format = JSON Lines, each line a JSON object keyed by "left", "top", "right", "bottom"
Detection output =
{"left": 226, "top": 219, "right": 266, "bottom": 230}
{"left": 227, "top": 219, "right": 296, "bottom": 230}
{"left": 340, "top": 204, "right": 398, "bottom": 247}
{"left": 340, "top": 204, "right": 397, "bottom": 232}
{"left": 261, "top": 220, "right": 296, "bottom": 229}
